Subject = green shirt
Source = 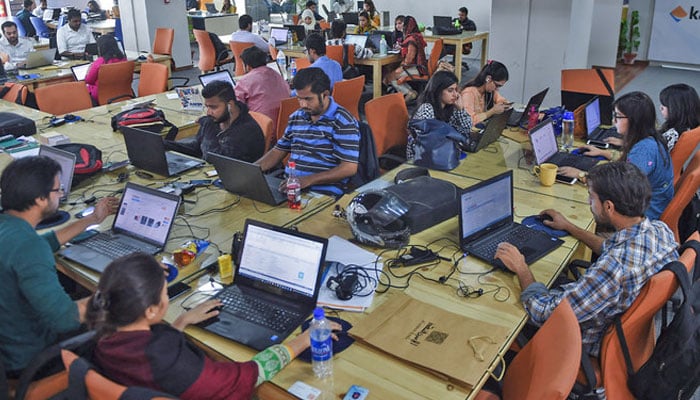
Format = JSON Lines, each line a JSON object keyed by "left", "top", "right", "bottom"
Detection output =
{"left": 0, "top": 214, "right": 80, "bottom": 372}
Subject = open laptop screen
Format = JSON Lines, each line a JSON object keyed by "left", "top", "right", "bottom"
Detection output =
{"left": 113, "top": 184, "right": 179, "bottom": 246}
{"left": 529, "top": 119, "right": 559, "bottom": 165}
{"left": 198, "top": 70, "right": 235, "bottom": 88}
{"left": 460, "top": 172, "right": 512, "bottom": 241}
{"left": 39, "top": 145, "right": 75, "bottom": 203}
{"left": 433, "top": 16, "right": 453, "bottom": 28}
{"left": 344, "top": 34, "right": 368, "bottom": 49}
{"left": 585, "top": 97, "right": 601, "bottom": 135}
{"left": 71, "top": 63, "right": 91, "bottom": 81}
{"left": 238, "top": 222, "right": 325, "bottom": 297}
{"left": 269, "top": 27, "right": 288, "bottom": 42}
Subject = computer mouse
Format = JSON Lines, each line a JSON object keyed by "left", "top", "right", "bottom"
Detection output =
{"left": 137, "top": 55, "right": 147, "bottom": 61}
{"left": 196, "top": 305, "right": 223, "bottom": 328}
{"left": 22, "top": 74, "right": 30, "bottom": 79}
{"left": 537, "top": 214, "right": 554, "bottom": 223}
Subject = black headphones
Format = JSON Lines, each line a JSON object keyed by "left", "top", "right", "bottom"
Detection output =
{"left": 326, "top": 271, "right": 359, "bottom": 300}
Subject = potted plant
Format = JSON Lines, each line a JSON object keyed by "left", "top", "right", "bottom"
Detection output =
{"left": 618, "top": 10, "right": 640, "bottom": 64}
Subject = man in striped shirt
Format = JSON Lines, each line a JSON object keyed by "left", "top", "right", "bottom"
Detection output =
{"left": 495, "top": 162, "right": 678, "bottom": 356}
{"left": 256, "top": 67, "right": 359, "bottom": 197}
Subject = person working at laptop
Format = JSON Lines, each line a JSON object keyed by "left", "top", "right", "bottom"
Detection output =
{"left": 230, "top": 14, "right": 270, "bottom": 54}
{"left": 257, "top": 67, "right": 359, "bottom": 197}
{"left": 33, "top": 0, "right": 48, "bottom": 18}
{"left": 443, "top": 7, "right": 476, "bottom": 66}
{"left": 57, "top": 8, "right": 96, "bottom": 60}
{"left": 353, "top": 11, "right": 375, "bottom": 34}
{"left": 85, "top": 34, "right": 127, "bottom": 104}
{"left": 460, "top": 60, "right": 511, "bottom": 125}
{"left": 235, "top": 46, "right": 290, "bottom": 137}
{"left": 495, "top": 162, "right": 678, "bottom": 357}
{"left": 0, "top": 156, "right": 118, "bottom": 376}
{"left": 297, "top": 1, "right": 325, "bottom": 23}
{"left": 361, "top": 0, "right": 381, "bottom": 28}
{"left": 88, "top": 252, "right": 342, "bottom": 400}
{"left": 326, "top": 20, "right": 373, "bottom": 59}
{"left": 0, "top": 21, "right": 35, "bottom": 70}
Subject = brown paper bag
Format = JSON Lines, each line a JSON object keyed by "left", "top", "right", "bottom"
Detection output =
{"left": 351, "top": 293, "right": 510, "bottom": 389}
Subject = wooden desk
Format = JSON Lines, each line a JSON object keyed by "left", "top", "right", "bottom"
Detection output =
{"left": 424, "top": 30, "right": 489, "bottom": 82}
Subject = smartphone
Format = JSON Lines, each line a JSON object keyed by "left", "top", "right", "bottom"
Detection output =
{"left": 556, "top": 174, "right": 578, "bottom": 185}
{"left": 586, "top": 139, "right": 610, "bottom": 149}
{"left": 74, "top": 206, "right": 95, "bottom": 219}
{"left": 167, "top": 281, "right": 191, "bottom": 300}
{"left": 103, "top": 160, "right": 130, "bottom": 172}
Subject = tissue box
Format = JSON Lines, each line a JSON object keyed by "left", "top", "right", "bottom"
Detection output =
{"left": 38, "top": 132, "right": 70, "bottom": 146}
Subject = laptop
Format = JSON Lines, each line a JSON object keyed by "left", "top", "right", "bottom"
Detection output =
{"left": 344, "top": 34, "right": 368, "bottom": 49}
{"left": 58, "top": 183, "right": 181, "bottom": 273}
{"left": 468, "top": 109, "right": 513, "bottom": 153}
{"left": 207, "top": 152, "right": 287, "bottom": 205}
{"left": 507, "top": 87, "right": 549, "bottom": 127}
{"left": 368, "top": 30, "right": 393, "bottom": 50}
{"left": 39, "top": 145, "right": 75, "bottom": 202}
{"left": 269, "top": 27, "right": 289, "bottom": 46}
{"left": 70, "top": 63, "right": 91, "bottom": 81}
{"left": 433, "top": 16, "right": 453, "bottom": 28}
{"left": 20, "top": 49, "right": 56, "bottom": 69}
{"left": 584, "top": 96, "right": 620, "bottom": 142}
{"left": 84, "top": 43, "right": 98, "bottom": 57}
{"left": 341, "top": 12, "right": 359, "bottom": 25}
{"left": 121, "top": 126, "right": 204, "bottom": 177}
{"left": 205, "top": 2, "right": 218, "bottom": 13}
{"left": 0, "top": 60, "right": 7, "bottom": 84}
{"left": 198, "top": 70, "right": 235, "bottom": 88}
{"left": 529, "top": 118, "right": 600, "bottom": 171}
{"left": 459, "top": 170, "right": 564, "bottom": 271}
{"left": 283, "top": 24, "right": 306, "bottom": 45}
{"left": 201, "top": 219, "right": 328, "bottom": 350}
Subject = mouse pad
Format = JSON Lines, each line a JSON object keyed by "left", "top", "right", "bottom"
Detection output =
{"left": 522, "top": 215, "right": 568, "bottom": 238}
{"left": 16, "top": 73, "right": 40, "bottom": 80}
{"left": 297, "top": 316, "right": 354, "bottom": 362}
{"left": 571, "top": 148, "right": 607, "bottom": 161}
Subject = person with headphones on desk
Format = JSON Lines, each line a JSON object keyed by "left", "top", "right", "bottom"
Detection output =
{"left": 460, "top": 60, "right": 511, "bottom": 125}
{"left": 57, "top": 8, "right": 96, "bottom": 60}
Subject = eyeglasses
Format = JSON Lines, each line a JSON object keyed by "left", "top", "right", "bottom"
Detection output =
{"left": 612, "top": 113, "right": 628, "bottom": 121}
{"left": 50, "top": 185, "right": 65, "bottom": 194}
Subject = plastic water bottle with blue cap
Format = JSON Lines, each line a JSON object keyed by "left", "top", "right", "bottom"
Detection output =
{"left": 310, "top": 307, "right": 333, "bottom": 378}
{"left": 562, "top": 110, "right": 575, "bottom": 150}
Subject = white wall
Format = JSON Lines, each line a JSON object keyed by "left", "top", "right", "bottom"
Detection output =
{"left": 373, "top": 0, "right": 492, "bottom": 31}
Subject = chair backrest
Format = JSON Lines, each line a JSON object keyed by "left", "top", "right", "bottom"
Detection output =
{"left": 269, "top": 44, "right": 278, "bottom": 60}
{"left": 502, "top": 298, "right": 581, "bottom": 400}
{"left": 113, "top": 18, "right": 123, "bottom": 42}
{"left": 319, "top": 20, "right": 331, "bottom": 30}
{"left": 30, "top": 17, "right": 50, "bottom": 38}
{"left": 276, "top": 97, "right": 299, "bottom": 141}
{"left": 326, "top": 45, "right": 344, "bottom": 66}
{"left": 293, "top": 57, "right": 311, "bottom": 70}
{"left": 193, "top": 29, "right": 216, "bottom": 73}
{"left": 97, "top": 60, "right": 135, "bottom": 105}
{"left": 292, "top": 14, "right": 300, "bottom": 25}
{"left": 152, "top": 27, "right": 174, "bottom": 55}
{"left": 365, "top": 93, "right": 409, "bottom": 156}
{"left": 11, "top": 16, "right": 26, "bottom": 36}
{"left": 427, "top": 38, "right": 443, "bottom": 76}
{"left": 229, "top": 41, "right": 255, "bottom": 76}
{"left": 35, "top": 82, "right": 93, "bottom": 115}
{"left": 1, "top": 82, "right": 28, "bottom": 105}
{"left": 670, "top": 126, "right": 700, "bottom": 188}
{"left": 138, "top": 62, "right": 169, "bottom": 97}
{"left": 660, "top": 151, "right": 700, "bottom": 242}
{"left": 332, "top": 75, "right": 365, "bottom": 120}
{"left": 250, "top": 111, "right": 275, "bottom": 152}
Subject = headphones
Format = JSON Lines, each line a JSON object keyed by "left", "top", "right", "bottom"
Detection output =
{"left": 325, "top": 261, "right": 367, "bottom": 301}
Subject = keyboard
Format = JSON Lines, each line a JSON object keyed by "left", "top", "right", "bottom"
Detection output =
{"left": 470, "top": 224, "right": 534, "bottom": 262}
{"left": 82, "top": 233, "right": 140, "bottom": 259}
{"left": 587, "top": 127, "right": 621, "bottom": 142}
{"left": 549, "top": 152, "right": 599, "bottom": 171}
{"left": 217, "top": 287, "right": 301, "bottom": 332}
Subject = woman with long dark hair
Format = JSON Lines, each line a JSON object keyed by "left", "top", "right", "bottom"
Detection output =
{"left": 559, "top": 91, "right": 673, "bottom": 220}
{"left": 460, "top": 60, "right": 510, "bottom": 125}
{"left": 383, "top": 15, "right": 426, "bottom": 102}
{"left": 361, "top": 0, "right": 380, "bottom": 28}
{"left": 659, "top": 83, "right": 700, "bottom": 151}
{"left": 84, "top": 34, "right": 126, "bottom": 103}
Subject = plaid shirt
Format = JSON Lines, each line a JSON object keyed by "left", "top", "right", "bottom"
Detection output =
{"left": 521, "top": 218, "right": 678, "bottom": 356}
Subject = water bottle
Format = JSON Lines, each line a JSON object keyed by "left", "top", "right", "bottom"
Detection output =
{"left": 562, "top": 110, "right": 575, "bottom": 150}
{"left": 310, "top": 307, "right": 333, "bottom": 378}
{"left": 526, "top": 105, "right": 539, "bottom": 133}
{"left": 286, "top": 161, "right": 301, "bottom": 210}
{"left": 287, "top": 29, "right": 294, "bottom": 46}
{"left": 379, "top": 34, "right": 387, "bottom": 56}
{"left": 289, "top": 58, "right": 297, "bottom": 80}
{"left": 276, "top": 50, "right": 287, "bottom": 80}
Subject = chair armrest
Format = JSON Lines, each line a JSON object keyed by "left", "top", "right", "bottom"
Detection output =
{"left": 169, "top": 76, "right": 189, "bottom": 87}
{"left": 106, "top": 93, "right": 135, "bottom": 104}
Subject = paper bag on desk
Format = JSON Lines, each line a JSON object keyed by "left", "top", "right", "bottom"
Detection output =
{"left": 350, "top": 293, "right": 509, "bottom": 389}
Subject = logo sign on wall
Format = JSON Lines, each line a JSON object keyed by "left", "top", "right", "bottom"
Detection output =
{"left": 648, "top": 1, "right": 700, "bottom": 64}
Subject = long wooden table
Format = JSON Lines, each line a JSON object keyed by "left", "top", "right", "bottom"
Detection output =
{"left": 424, "top": 30, "right": 489, "bottom": 82}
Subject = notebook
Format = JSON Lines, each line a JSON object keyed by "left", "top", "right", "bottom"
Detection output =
{"left": 529, "top": 118, "right": 600, "bottom": 171}
{"left": 341, "top": 12, "right": 359, "bottom": 25}
{"left": 468, "top": 108, "right": 513, "bottom": 153}
{"left": 38, "top": 145, "right": 75, "bottom": 203}
{"left": 58, "top": 183, "right": 181, "bottom": 273}
{"left": 584, "top": 96, "right": 620, "bottom": 142}
{"left": 459, "top": 171, "right": 563, "bottom": 271}
{"left": 269, "top": 27, "right": 289, "bottom": 46}
{"left": 121, "top": 126, "right": 204, "bottom": 177}
{"left": 70, "top": 63, "right": 91, "bottom": 81}
{"left": 20, "top": 49, "right": 56, "bottom": 69}
{"left": 344, "top": 34, "right": 368, "bottom": 49}
{"left": 202, "top": 219, "right": 328, "bottom": 350}
{"left": 207, "top": 152, "right": 287, "bottom": 205}
{"left": 433, "top": 16, "right": 453, "bottom": 28}
{"left": 198, "top": 70, "right": 235, "bottom": 88}
{"left": 506, "top": 87, "right": 549, "bottom": 127}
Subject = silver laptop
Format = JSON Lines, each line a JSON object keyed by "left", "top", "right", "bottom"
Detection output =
{"left": 20, "top": 49, "right": 56, "bottom": 69}
{"left": 207, "top": 152, "right": 287, "bottom": 205}
{"left": 58, "top": 183, "right": 181, "bottom": 273}
{"left": 269, "top": 27, "right": 289, "bottom": 46}
{"left": 344, "top": 34, "right": 368, "bottom": 49}
{"left": 71, "top": 63, "right": 91, "bottom": 81}
{"left": 121, "top": 126, "right": 204, "bottom": 177}
{"left": 198, "top": 70, "right": 236, "bottom": 88}
{"left": 39, "top": 145, "right": 75, "bottom": 202}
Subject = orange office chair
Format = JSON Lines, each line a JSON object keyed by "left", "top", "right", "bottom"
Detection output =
{"left": 365, "top": 92, "right": 408, "bottom": 158}
{"left": 475, "top": 299, "right": 582, "bottom": 400}
{"left": 276, "top": 97, "right": 299, "bottom": 141}
{"left": 326, "top": 44, "right": 354, "bottom": 66}
{"left": 293, "top": 57, "right": 311, "bottom": 70}
{"left": 230, "top": 41, "right": 255, "bottom": 76}
{"left": 269, "top": 43, "right": 278, "bottom": 60}
{"left": 152, "top": 27, "right": 174, "bottom": 56}
{"left": 193, "top": 29, "right": 233, "bottom": 73}
{"left": 319, "top": 21, "right": 331, "bottom": 30}
{"left": 250, "top": 111, "right": 275, "bottom": 152}
{"left": 97, "top": 60, "right": 135, "bottom": 105}
{"left": 137, "top": 62, "right": 169, "bottom": 97}
{"left": 398, "top": 38, "right": 443, "bottom": 87}
{"left": 0, "top": 82, "right": 28, "bottom": 104}
{"left": 35, "top": 82, "right": 93, "bottom": 115}
{"left": 670, "top": 126, "right": 700, "bottom": 187}
{"left": 660, "top": 151, "right": 700, "bottom": 243}
{"left": 332, "top": 75, "right": 365, "bottom": 120}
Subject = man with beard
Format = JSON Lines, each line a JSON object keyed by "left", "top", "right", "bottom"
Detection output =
{"left": 495, "top": 162, "right": 678, "bottom": 357}
{"left": 196, "top": 80, "right": 265, "bottom": 163}
{"left": 256, "top": 67, "right": 359, "bottom": 197}
{"left": 0, "top": 21, "right": 34, "bottom": 70}
{"left": 0, "top": 156, "right": 118, "bottom": 376}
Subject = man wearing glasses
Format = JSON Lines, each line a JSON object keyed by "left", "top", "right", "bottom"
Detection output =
{"left": 0, "top": 156, "right": 118, "bottom": 377}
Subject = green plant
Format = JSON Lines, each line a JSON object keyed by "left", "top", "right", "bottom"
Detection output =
{"left": 618, "top": 10, "right": 640, "bottom": 56}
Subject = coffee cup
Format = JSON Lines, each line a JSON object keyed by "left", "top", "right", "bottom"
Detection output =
{"left": 533, "top": 163, "right": 557, "bottom": 186}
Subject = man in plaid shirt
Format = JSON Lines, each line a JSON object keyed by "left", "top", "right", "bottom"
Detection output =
{"left": 495, "top": 162, "right": 678, "bottom": 356}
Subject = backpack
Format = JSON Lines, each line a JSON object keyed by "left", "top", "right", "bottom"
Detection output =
{"left": 110, "top": 107, "right": 178, "bottom": 138}
{"left": 209, "top": 32, "right": 231, "bottom": 62}
{"left": 347, "top": 121, "right": 379, "bottom": 189}
{"left": 616, "top": 240, "right": 700, "bottom": 400}
{"left": 341, "top": 44, "right": 361, "bottom": 79}
{"left": 54, "top": 143, "right": 103, "bottom": 186}
{"left": 0, "top": 82, "right": 37, "bottom": 108}
{"left": 0, "top": 112, "right": 37, "bottom": 137}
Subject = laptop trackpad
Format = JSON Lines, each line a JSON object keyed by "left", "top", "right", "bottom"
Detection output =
{"left": 204, "top": 314, "right": 281, "bottom": 350}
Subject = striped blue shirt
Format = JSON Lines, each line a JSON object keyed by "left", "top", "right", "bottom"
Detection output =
{"left": 275, "top": 97, "right": 360, "bottom": 195}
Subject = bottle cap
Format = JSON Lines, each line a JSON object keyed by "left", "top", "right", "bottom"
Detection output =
{"left": 289, "top": 161, "right": 296, "bottom": 168}
{"left": 313, "top": 307, "right": 325, "bottom": 319}
{"left": 564, "top": 111, "right": 574, "bottom": 120}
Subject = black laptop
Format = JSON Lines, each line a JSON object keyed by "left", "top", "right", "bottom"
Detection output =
{"left": 507, "top": 87, "right": 549, "bottom": 127}
{"left": 529, "top": 119, "right": 600, "bottom": 171}
{"left": 0, "top": 59, "right": 7, "bottom": 84}
{"left": 459, "top": 171, "right": 563, "bottom": 271}
{"left": 584, "top": 96, "right": 620, "bottom": 142}
{"left": 368, "top": 30, "right": 393, "bottom": 50}
{"left": 433, "top": 16, "right": 453, "bottom": 28}
{"left": 201, "top": 219, "right": 328, "bottom": 350}
{"left": 468, "top": 109, "right": 513, "bottom": 153}
{"left": 283, "top": 24, "right": 306, "bottom": 45}
{"left": 207, "top": 152, "right": 287, "bottom": 205}
{"left": 58, "top": 183, "right": 181, "bottom": 273}
{"left": 121, "top": 126, "right": 204, "bottom": 177}
{"left": 341, "top": 12, "right": 359, "bottom": 25}
{"left": 205, "top": 2, "right": 218, "bottom": 13}
{"left": 70, "top": 63, "right": 91, "bottom": 81}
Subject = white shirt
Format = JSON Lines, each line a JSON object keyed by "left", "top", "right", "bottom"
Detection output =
{"left": 56, "top": 23, "right": 95, "bottom": 54}
{"left": 230, "top": 30, "right": 270, "bottom": 53}
{"left": 33, "top": 7, "right": 46, "bottom": 18}
{"left": 0, "top": 36, "right": 35, "bottom": 70}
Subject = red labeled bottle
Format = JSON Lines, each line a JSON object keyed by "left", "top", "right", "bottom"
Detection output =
{"left": 286, "top": 161, "right": 301, "bottom": 210}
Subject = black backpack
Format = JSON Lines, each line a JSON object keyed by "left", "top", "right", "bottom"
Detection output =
{"left": 616, "top": 239, "right": 700, "bottom": 400}
{"left": 208, "top": 32, "right": 230, "bottom": 62}
{"left": 347, "top": 121, "right": 379, "bottom": 190}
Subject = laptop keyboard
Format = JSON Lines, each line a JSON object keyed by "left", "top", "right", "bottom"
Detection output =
{"left": 82, "top": 233, "right": 140, "bottom": 259}
{"left": 587, "top": 127, "right": 621, "bottom": 142}
{"left": 549, "top": 152, "right": 599, "bottom": 171}
{"left": 471, "top": 225, "right": 535, "bottom": 261}
{"left": 217, "top": 287, "right": 302, "bottom": 332}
